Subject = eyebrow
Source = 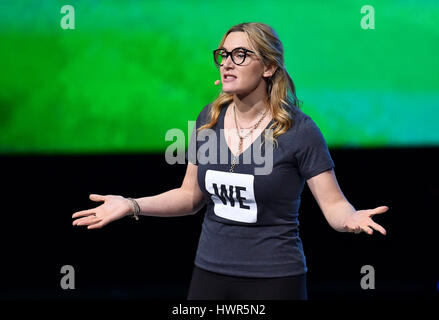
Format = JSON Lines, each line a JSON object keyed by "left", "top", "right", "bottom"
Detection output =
{"left": 221, "top": 46, "right": 249, "bottom": 51}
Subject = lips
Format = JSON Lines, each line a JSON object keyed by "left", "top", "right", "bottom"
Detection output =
{"left": 223, "top": 74, "right": 237, "bottom": 82}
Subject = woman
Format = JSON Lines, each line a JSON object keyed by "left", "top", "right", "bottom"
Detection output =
{"left": 72, "top": 22, "right": 388, "bottom": 300}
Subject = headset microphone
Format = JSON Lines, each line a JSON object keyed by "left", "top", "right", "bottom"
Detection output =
{"left": 214, "top": 80, "right": 220, "bottom": 86}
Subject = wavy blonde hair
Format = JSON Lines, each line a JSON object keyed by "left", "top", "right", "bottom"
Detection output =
{"left": 198, "top": 22, "right": 302, "bottom": 149}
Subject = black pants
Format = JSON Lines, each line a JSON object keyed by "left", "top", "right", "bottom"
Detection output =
{"left": 187, "top": 265, "right": 307, "bottom": 300}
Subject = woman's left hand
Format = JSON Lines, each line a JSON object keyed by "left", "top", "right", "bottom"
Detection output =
{"left": 343, "top": 206, "right": 388, "bottom": 235}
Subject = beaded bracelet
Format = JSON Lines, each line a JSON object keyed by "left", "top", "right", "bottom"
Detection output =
{"left": 127, "top": 197, "right": 140, "bottom": 221}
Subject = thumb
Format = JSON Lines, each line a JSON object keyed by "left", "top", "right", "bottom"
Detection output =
{"left": 89, "top": 194, "right": 106, "bottom": 201}
{"left": 369, "top": 205, "right": 389, "bottom": 216}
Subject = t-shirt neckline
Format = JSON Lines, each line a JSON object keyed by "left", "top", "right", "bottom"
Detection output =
{"left": 220, "top": 101, "right": 274, "bottom": 159}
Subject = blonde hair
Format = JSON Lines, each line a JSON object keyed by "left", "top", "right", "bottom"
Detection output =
{"left": 198, "top": 22, "right": 302, "bottom": 149}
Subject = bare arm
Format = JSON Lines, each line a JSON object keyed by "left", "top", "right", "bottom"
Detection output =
{"left": 307, "top": 169, "right": 387, "bottom": 234}
{"left": 134, "top": 162, "right": 206, "bottom": 217}
{"left": 72, "top": 163, "right": 205, "bottom": 229}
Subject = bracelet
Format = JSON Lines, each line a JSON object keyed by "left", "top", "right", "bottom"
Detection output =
{"left": 127, "top": 197, "right": 140, "bottom": 221}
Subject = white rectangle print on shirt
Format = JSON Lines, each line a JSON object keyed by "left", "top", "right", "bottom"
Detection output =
{"left": 205, "top": 169, "right": 257, "bottom": 223}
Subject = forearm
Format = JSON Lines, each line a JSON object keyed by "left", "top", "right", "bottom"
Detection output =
{"left": 133, "top": 188, "right": 199, "bottom": 217}
{"left": 322, "top": 200, "right": 356, "bottom": 232}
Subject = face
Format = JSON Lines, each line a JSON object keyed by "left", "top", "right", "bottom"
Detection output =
{"left": 218, "top": 32, "right": 274, "bottom": 96}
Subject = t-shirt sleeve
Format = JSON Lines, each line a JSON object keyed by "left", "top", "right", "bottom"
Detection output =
{"left": 185, "top": 103, "right": 211, "bottom": 165}
{"left": 293, "top": 116, "right": 335, "bottom": 180}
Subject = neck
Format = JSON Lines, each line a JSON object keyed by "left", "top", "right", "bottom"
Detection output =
{"left": 232, "top": 81, "right": 270, "bottom": 122}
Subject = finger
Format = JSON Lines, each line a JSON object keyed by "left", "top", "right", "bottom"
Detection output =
{"left": 362, "top": 226, "right": 374, "bottom": 235}
{"left": 369, "top": 206, "right": 389, "bottom": 216}
{"left": 353, "top": 226, "right": 362, "bottom": 234}
{"left": 369, "top": 221, "right": 387, "bottom": 235}
{"left": 72, "top": 208, "right": 95, "bottom": 218}
{"left": 73, "top": 215, "right": 102, "bottom": 226}
{"left": 87, "top": 220, "right": 107, "bottom": 229}
{"left": 89, "top": 194, "right": 106, "bottom": 202}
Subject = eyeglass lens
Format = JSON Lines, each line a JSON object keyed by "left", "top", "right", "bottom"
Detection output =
{"left": 215, "top": 48, "right": 247, "bottom": 66}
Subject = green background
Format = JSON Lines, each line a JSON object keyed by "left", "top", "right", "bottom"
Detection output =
{"left": 0, "top": 0, "right": 438, "bottom": 154}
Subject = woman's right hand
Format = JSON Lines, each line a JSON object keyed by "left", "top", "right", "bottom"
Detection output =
{"left": 72, "top": 194, "right": 133, "bottom": 229}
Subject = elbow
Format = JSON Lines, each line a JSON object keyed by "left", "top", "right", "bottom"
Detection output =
{"left": 179, "top": 187, "right": 205, "bottom": 216}
{"left": 190, "top": 199, "right": 206, "bottom": 215}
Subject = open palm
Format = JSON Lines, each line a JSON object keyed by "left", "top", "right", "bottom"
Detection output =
{"left": 343, "top": 206, "right": 388, "bottom": 235}
{"left": 72, "top": 194, "right": 132, "bottom": 229}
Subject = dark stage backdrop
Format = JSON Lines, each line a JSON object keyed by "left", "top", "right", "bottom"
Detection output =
{"left": 0, "top": 148, "right": 437, "bottom": 300}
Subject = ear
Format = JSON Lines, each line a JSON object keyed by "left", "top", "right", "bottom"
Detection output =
{"left": 262, "top": 63, "right": 278, "bottom": 79}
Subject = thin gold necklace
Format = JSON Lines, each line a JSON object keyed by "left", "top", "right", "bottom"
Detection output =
{"left": 229, "top": 104, "right": 268, "bottom": 173}
{"left": 235, "top": 108, "right": 265, "bottom": 130}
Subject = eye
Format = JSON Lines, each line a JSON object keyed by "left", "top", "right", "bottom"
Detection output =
{"left": 234, "top": 50, "right": 245, "bottom": 58}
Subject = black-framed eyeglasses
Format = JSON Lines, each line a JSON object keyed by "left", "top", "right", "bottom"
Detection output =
{"left": 213, "top": 47, "right": 256, "bottom": 67}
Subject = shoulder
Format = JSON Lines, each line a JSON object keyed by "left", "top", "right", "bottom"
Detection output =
{"left": 195, "top": 102, "right": 213, "bottom": 125}
{"left": 285, "top": 103, "right": 319, "bottom": 136}
{"left": 279, "top": 103, "right": 331, "bottom": 155}
{"left": 200, "top": 102, "right": 213, "bottom": 116}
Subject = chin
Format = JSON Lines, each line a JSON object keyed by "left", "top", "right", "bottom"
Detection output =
{"left": 222, "top": 87, "right": 239, "bottom": 94}
{"left": 223, "top": 80, "right": 259, "bottom": 97}
{"left": 224, "top": 88, "right": 253, "bottom": 99}
{"left": 222, "top": 84, "right": 247, "bottom": 95}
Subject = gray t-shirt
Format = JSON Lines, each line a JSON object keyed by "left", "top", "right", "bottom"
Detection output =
{"left": 185, "top": 100, "right": 335, "bottom": 278}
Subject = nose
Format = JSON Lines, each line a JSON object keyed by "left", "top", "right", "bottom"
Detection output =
{"left": 222, "top": 54, "right": 234, "bottom": 69}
